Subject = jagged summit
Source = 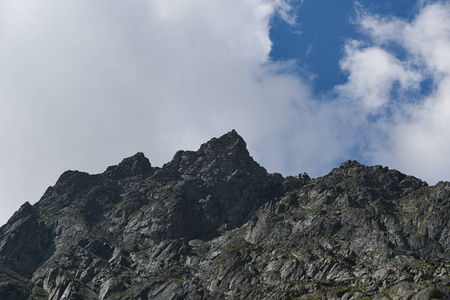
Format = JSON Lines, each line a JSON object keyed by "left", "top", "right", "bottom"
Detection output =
{"left": 159, "top": 130, "right": 265, "bottom": 182}
{"left": 198, "top": 129, "right": 247, "bottom": 156}
{"left": 105, "top": 152, "right": 153, "bottom": 178}
{"left": 0, "top": 131, "right": 449, "bottom": 299}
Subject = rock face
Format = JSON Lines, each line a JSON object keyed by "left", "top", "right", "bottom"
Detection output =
{"left": 0, "top": 130, "right": 449, "bottom": 300}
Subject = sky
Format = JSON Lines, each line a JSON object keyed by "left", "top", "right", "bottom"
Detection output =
{"left": 1, "top": 0, "right": 450, "bottom": 225}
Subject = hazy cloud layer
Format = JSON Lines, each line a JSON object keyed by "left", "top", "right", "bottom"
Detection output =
{"left": 0, "top": 0, "right": 449, "bottom": 224}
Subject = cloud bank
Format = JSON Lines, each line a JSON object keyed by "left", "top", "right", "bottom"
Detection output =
{"left": 344, "top": 1, "right": 450, "bottom": 183}
{"left": 0, "top": 0, "right": 449, "bottom": 224}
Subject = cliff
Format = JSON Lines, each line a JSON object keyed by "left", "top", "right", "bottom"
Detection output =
{"left": 0, "top": 131, "right": 449, "bottom": 299}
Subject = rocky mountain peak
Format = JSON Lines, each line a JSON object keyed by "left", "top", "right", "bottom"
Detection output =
{"left": 319, "top": 160, "right": 427, "bottom": 203}
{"left": 105, "top": 152, "right": 153, "bottom": 178}
{"left": 159, "top": 130, "right": 265, "bottom": 181}
{"left": 198, "top": 129, "right": 247, "bottom": 157}
{"left": 2, "top": 202, "right": 34, "bottom": 227}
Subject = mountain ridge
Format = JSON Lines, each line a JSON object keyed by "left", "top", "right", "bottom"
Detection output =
{"left": 0, "top": 130, "right": 449, "bottom": 299}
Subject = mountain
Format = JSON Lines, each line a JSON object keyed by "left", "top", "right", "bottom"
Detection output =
{"left": 0, "top": 130, "right": 449, "bottom": 300}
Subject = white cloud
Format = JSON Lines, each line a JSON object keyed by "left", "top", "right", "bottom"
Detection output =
{"left": 0, "top": 0, "right": 343, "bottom": 225}
{"left": 402, "top": 3, "right": 450, "bottom": 74}
{"left": 1, "top": 0, "right": 450, "bottom": 227}
{"left": 342, "top": 1, "right": 450, "bottom": 183}
{"left": 338, "top": 43, "right": 421, "bottom": 110}
{"left": 358, "top": 2, "right": 450, "bottom": 74}
{"left": 271, "top": 0, "right": 297, "bottom": 25}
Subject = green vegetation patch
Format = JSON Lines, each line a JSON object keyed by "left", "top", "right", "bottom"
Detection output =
{"left": 429, "top": 285, "right": 443, "bottom": 299}
{"left": 0, "top": 266, "right": 30, "bottom": 288}
{"left": 383, "top": 290, "right": 393, "bottom": 300}
{"left": 157, "top": 265, "right": 190, "bottom": 284}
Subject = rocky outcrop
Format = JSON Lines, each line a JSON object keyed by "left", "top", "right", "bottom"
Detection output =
{"left": 0, "top": 130, "right": 449, "bottom": 299}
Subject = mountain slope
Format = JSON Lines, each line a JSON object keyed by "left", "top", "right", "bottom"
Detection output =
{"left": 0, "top": 131, "right": 449, "bottom": 299}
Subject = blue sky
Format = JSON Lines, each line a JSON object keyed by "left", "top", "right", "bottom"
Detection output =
{"left": 267, "top": 0, "right": 428, "bottom": 166}
{"left": 268, "top": 0, "right": 449, "bottom": 170}
{"left": 1, "top": 0, "right": 450, "bottom": 225}
{"left": 270, "top": 0, "right": 419, "bottom": 92}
